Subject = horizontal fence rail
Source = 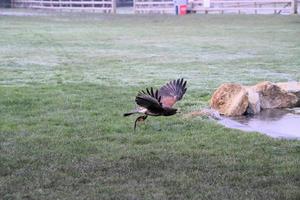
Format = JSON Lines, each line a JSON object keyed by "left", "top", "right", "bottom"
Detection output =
{"left": 12, "top": 0, "right": 116, "bottom": 13}
{"left": 9, "top": 0, "right": 300, "bottom": 14}
{"left": 134, "top": 0, "right": 175, "bottom": 14}
{"left": 189, "top": 0, "right": 297, "bottom": 14}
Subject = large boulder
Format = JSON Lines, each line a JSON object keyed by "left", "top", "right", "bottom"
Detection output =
{"left": 276, "top": 82, "right": 300, "bottom": 94}
{"left": 210, "top": 83, "right": 249, "bottom": 116}
{"left": 244, "top": 86, "right": 261, "bottom": 114}
{"left": 276, "top": 82, "right": 300, "bottom": 106}
{"left": 254, "top": 81, "right": 298, "bottom": 109}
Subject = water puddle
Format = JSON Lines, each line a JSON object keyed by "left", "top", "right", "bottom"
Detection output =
{"left": 219, "top": 108, "right": 300, "bottom": 139}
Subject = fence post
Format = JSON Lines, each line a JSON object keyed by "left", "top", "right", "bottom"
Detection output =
{"left": 112, "top": 0, "right": 116, "bottom": 13}
{"left": 291, "top": 0, "right": 298, "bottom": 14}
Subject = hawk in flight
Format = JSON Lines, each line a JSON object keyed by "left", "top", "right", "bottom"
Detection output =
{"left": 124, "top": 78, "right": 187, "bottom": 130}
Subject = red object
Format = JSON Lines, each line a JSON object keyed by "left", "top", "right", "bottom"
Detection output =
{"left": 179, "top": 5, "right": 187, "bottom": 15}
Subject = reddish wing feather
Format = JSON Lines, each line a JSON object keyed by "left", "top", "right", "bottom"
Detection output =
{"left": 160, "top": 96, "right": 177, "bottom": 108}
{"left": 158, "top": 78, "right": 187, "bottom": 108}
{"left": 136, "top": 78, "right": 187, "bottom": 108}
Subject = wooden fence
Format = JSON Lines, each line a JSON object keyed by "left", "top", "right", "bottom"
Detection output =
{"left": 190, "top": 0, "right": 297, "bottom": 14}
{"left": 117, "top": 0, "right": 133, "bottom": 6}
{"left": 134, "top": 0, "right": 175, "bottom": 14}
{"left": 9, "top": 0, "right": 300, "bottom": 14}
{"left": 0, "top": 0, "right": 11, "bottom": 7}
{"left": 12, "top": 0, "right": 116, "bottom": 13}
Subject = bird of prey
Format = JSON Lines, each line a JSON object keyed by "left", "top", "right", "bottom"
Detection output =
{"left": 124, "top": 78, "right": 187, "bottom": 131}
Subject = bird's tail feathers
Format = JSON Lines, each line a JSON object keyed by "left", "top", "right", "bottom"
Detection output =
{"left": 123, "top": 110, "right": 138, "bottom": 117}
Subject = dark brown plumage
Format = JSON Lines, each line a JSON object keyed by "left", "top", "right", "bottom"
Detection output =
{"left": 124, "top": 78, "right": 187, "bottom": 131}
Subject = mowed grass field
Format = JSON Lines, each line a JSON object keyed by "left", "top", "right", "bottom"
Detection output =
{"left": 1, "top": 10, "right": 300, "bottom": 199}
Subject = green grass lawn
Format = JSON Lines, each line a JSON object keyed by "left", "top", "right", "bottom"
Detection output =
{"left": 0, "top": 10, "right": 300, "bottom": 199}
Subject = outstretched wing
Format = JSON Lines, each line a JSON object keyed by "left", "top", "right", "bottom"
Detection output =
{"left": 135, "top": 88, "right": 164, "bottom": 114}
{"left": 158, "top": 78, "right": 187, "bottom": 108}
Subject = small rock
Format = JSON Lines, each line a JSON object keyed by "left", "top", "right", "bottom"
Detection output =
{"left": 285, "top": 107, "right": 300, "bottom": 114}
